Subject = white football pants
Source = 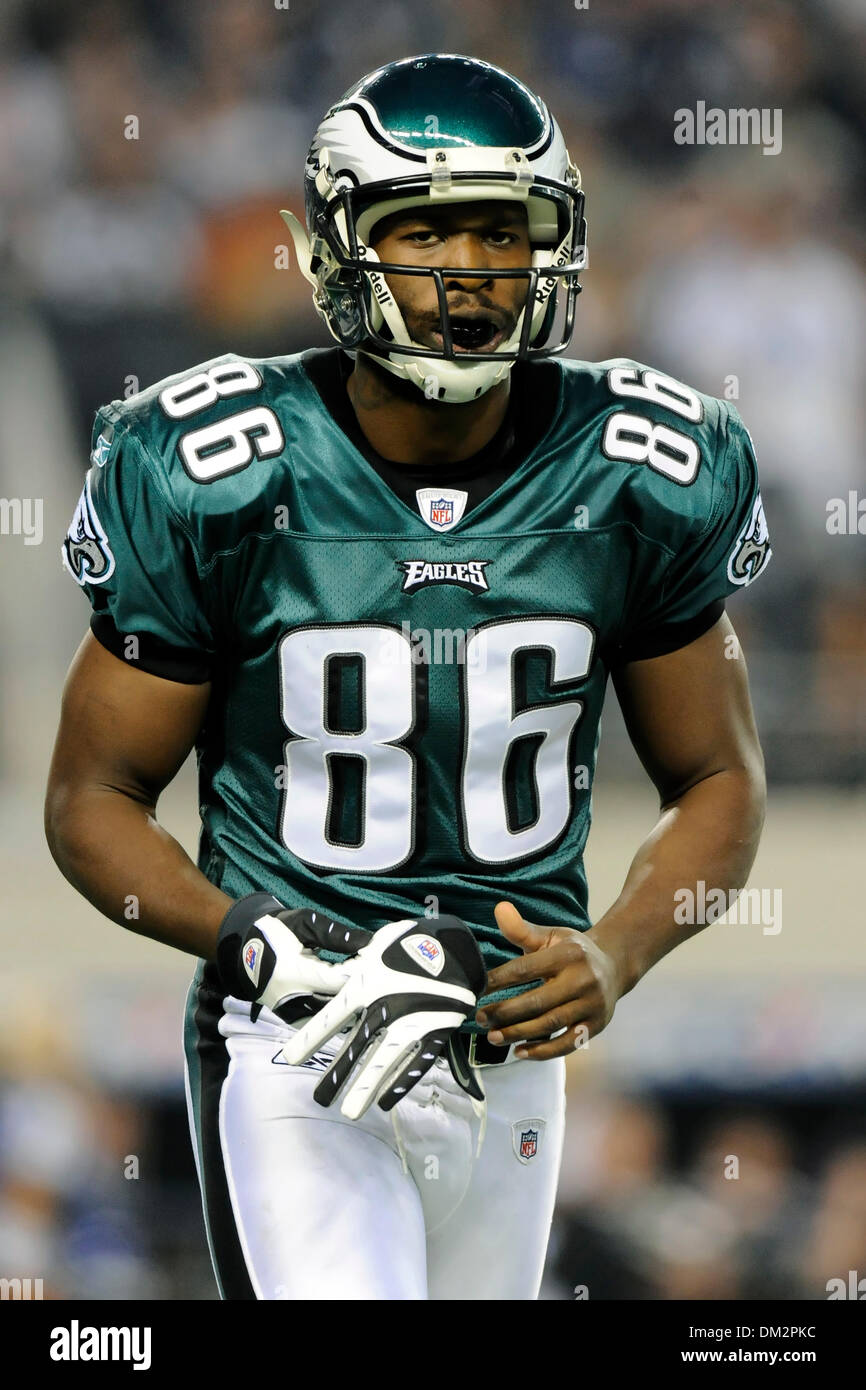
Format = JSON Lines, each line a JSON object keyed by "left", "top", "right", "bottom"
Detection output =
{"left": 184, "top": 981, "right": 566, "bottom": 1300}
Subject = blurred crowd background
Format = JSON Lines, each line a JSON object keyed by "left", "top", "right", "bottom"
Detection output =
{"left": 0, "top": 0, "right": 864, "bottom": 1300}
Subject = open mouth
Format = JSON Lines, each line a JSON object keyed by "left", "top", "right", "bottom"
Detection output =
{"left": 431, "top": 316, "right": 504, "bottom": 353}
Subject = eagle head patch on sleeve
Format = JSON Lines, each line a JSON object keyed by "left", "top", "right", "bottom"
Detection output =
{"left": 61, "top": 473, "right": 116, "bottom": 586}
{"left": 727, "top": 493, "right": 771, "bottom": 587}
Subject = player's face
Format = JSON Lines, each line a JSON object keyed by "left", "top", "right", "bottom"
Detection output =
{"left": 369, "top": 201, "right": 532, "bottom": 354}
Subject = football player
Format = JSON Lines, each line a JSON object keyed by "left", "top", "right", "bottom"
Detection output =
{"left": 45, "top": 54, "right": 771, "bottom": 1300}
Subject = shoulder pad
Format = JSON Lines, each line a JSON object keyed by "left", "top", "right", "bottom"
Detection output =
{"left": 90, "top": 352, "right": 313, "bottom": 543}
{"left": 560, "top": 356, "right": 739, "bottom": 540}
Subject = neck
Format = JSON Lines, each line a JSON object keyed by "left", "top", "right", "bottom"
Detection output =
{"left": 345, "top": 352, "right": 510, "bottom": 465}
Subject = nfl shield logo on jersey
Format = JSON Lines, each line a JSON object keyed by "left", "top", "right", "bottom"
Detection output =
{"left": 415, "top": 487, "right": 468, "bottom": 533}
{"left": 512, "top": 1118, "right": 546, "bottom": 1164}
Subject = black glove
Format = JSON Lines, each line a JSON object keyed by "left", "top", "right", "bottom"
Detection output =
{"left": 215, "top": 892, "right": 372, "bottom": 1026}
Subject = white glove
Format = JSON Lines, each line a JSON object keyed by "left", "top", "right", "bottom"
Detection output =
{"left": 280, "top": 914, "right": 486, "bottom": 1118}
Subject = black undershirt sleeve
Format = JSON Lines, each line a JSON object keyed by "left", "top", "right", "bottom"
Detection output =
{"left": 613, "top": 598, "right": 725, "bottom": 665}
{"left": 91, "top": 599, "right": 723, "bottom": 684}
{"left": 90, "top": 612, "right": 213, "bottom": 684}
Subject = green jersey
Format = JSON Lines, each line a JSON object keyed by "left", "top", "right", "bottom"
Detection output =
{"left": 63, "top": 348, "right": 771, "bottom": 983}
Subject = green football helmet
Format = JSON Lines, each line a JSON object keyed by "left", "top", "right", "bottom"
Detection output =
{"left": 282, "top": 54, "right": 587, "bottom": 404}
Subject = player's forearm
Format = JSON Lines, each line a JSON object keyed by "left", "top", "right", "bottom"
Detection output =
{"left": 45, "top": 786, "right": 233, "bottom": 959}
{"left": 586, "top": 762, "right": 766, "bottom": 995}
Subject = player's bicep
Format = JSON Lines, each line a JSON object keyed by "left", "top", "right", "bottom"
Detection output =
{"left": 612, "top": 613, "right": 764, "bottom": 805}
{"left": 48, "top": 631, "right": 211, "bottom": 808}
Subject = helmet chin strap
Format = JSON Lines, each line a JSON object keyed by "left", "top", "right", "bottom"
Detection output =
{"left": 359, "top": 344, "right": 516, "bottom": 405}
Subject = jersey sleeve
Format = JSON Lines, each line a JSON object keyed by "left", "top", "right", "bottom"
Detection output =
{"left": 62, "top": 414, "right": 217, "bottom": 681}
{"left": 622, "top": 402, "right": 772, "bottom": 651}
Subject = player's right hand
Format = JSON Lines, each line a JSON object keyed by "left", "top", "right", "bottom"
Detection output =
{"left": 215, "top": 892, "right": 372, "bottom": 1026}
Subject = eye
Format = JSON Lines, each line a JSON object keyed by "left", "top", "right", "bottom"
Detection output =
{"left": 398, "top": 227, "right": 519, "bottom": 248}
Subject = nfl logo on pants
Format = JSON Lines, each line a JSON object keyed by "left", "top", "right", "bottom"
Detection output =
{"left": 512, "top": 1118, "right": 545, "bottom": 1165}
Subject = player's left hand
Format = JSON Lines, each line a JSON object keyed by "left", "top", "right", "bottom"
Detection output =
{"left": 476, "top": 901, "right": 625, "bottom": 1060}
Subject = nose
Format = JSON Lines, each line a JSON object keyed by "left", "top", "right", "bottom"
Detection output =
{"left": 441, "top": 234, "right": 494, "bottom": 293}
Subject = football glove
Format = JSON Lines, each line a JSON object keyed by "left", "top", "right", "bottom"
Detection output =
{"left": 280, "top": 914, "right": 486, "bottom": 1118}
{"left": 215, "top": 892, "right": 372, "bottom": 1025}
